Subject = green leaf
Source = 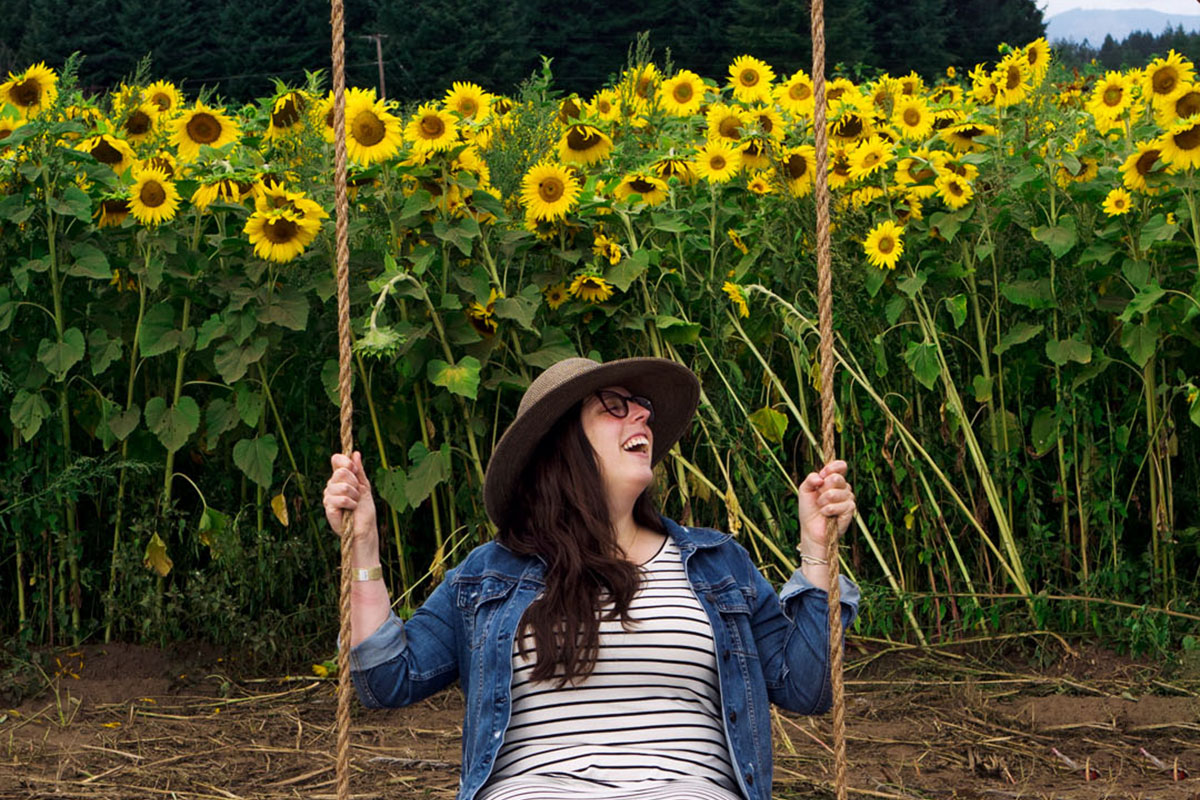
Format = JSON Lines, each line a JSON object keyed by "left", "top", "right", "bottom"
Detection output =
{"left": 10, "top": 388, "right": 51, "bottom": 442}
{"left": 927, "top": 211, "right": 961, "bottom": 243}
{"left": 523, "top": 328, "right": 577, "bottom": 369}
{"left": 863, "top": 265, "right": 886, "bottom": 298}
{"left": 884, "top": 295, "right": 906, "bottom": 325}
{"left": 88, "top": 328, "right": 122, "bottom": 376}
{"left": 198, "top": 507, "right": 233, "bottom": 559}
{"left": 1139, "top": 213, "right": 1179, "bottom": 250}
{"left": 1120, "top": 320, "right": 1159, "bottom": 368}
{"left": 108, "top": 403, "right": 140, "bottom": 441}
{"left": 144, "top": 396, "right": 200, "bottom": 452}
{"left": 0, "top": 192, "right": 33, "bottom": 223}
{"left": 139, "top": 303, "right": 182, "bottom": 357}
{"left": 1071, "top": 358, "right": 1111, "bottom": 390}
{"left": 993, "top": 322, "right": 1043, "bottom": 356}
{"left": 971, "top": 375, "right": 993, "bottom": 403}
{"left": 427, "top": 356, "right": 481, "bottom": 400}
{"left": 0, "top": 286, "right": 13, "bottom": 332}
{"left": 1001, "top": 279, "right": 1056, "bottom": 309}
{"left": 233, "top": 435, "right": 278, "bottom": 488}
{"left": 944, "top": 294, "right": 968, "bottom": 329}
{"left": 1031, "top": 216, "right": 1077, "bottom": 257}
{"left": 872, "top": 334, "right": 888, "bottom": 378}
{"left": 1118, "top": 282, "right": 1166, "bottom": 322}
{"left": 433, "top": 217, "right": 480, "bottom": 257}
{"left": 1045, "top": 337, "right": 1092, "bottom": 366}
{"left": 213, "top": 336, "right": 268, "bottom": 383}
{"left": 650, "top": 213, "right": 692, "bottom": 233}
{"left": 1122, "top": 259, "right": 1150, "bottom": 287}
{"left": 903, "top": 341, "right": 940, "bottom": 390}
{"left": 468, "top": 188, "right": 504, "bottom": 218}
{"left": 235, "top": 381, "right": 265, "bottom": 427}
{"left": 1078, "top": 239, "right": 1117, "bottom": 266}
{"left": 66, "top": 242, "right": 112, "bottom": 279}
{"left": 257, "top": 286, "right": 309, "bottom": 330}
{"left": 896, "top": 271, "right": 926, "bottom": 299}
{"left": 493, "top": 285, "right": 541, "bottom": 331}
{"left": 1190, "top": 390, "right": 1200, "bottom": 428}
{"left": 748, "top": 407, "right": 788, "bottom": 444}
{"left": 376, "top": 467, "right": 408, "bottom": 511}
{"left": 1030, "top": 407, "right": 1059, "bottom": 456}
{"left": 980, "top": 407, "right": 1022, "bottom": 453}
{"left": 37, "top": 328, "right": 85, "bottom": 381}
{"left": 205, "top": 397, "right": 238, "bottom": 445}
{"left": 196, "top": 314, "right": 227, "bottom": 351}
{"left": 653, "top": 315, "right": 701, "bottom": 345}
{"left": 404, "top": 442, "right": 449, "bottom": 508}
{"left": 606, "top": 249, "right": 650, "bottom": 292}
{"left": 321, "top": 359, "right": 348, "bottom": 407}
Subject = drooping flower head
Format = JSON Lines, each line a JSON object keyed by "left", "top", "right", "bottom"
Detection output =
{"left": 1, "top": 62, "right": 58, "bottom": 117}
{"left": 558, "top": 124, "right": 613, "bottom": 165}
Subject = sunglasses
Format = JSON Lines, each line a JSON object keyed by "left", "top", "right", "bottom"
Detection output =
{"left": 594, "top": 390, "right": 655, "bottom": 424}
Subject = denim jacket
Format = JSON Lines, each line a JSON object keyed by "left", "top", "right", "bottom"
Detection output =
{"left": 350, "top": 516, "right": 860, "bottom": 800}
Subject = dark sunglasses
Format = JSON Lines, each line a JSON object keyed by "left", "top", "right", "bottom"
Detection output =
{"left": 594, "top": 390, "right": 655, "bottom": 424}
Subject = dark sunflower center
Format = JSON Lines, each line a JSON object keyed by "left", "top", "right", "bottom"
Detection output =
{"left": 458, "top": 98, "right": 477, "bottom": 116}
{"left": 420, "top": 113, "right": 445, "bottom": 139}
{"left": 1005, "top": 66, "right": 1022, "bottom": 91}
{"left": 709, "top": 155, "right": 727, "bottom": 171}
{"left": 911, "top": 165, "right": 935, "bottom": 181}
{"left": 150, "top": 92, "right": 172, "bottom": 111}
{"left": 273, "top": 97, "right": 302, "bottom": 128}
{"left": 1136, "top": 149, "right": 1160, "bottom": 176}
{"left": 1102, "top": 86, "right": 1123, "bottom": 106}
{"left": 903, "top": 108, "right": 921, "bottom": 126}
{"left": 1176, "top": 92, "right": 1200, "bottom": 119}
{"left": 264, "top": 217, "right": 299, "bottom": 243}
{"left": 102, "top": 199, "right": 129, "bottom": 216}
{"left": 538, "top": 177, "right": 564, "bottom": 203}
{"left": 597, "top": 98, "right": 612, "bottom": 113}
{"left": 756, "top": 115, "right": 774, "bottom": 133}
{"left": 11, "top": 78, "right": 41, "bottom": 107}
{"left": 862, "top": 151, "right": 882, "bottom": 168}
{"left": 636, "top": 76, "right": 653, "bottom": 99}
{"left": 125, "top": 110, "right": 151, "bottom": 135}
{"left": 352, "top": 110, "right": 386, "bottom": 146}
{"left": 559, "top": 98, "right": 581, "bottom": 122}
{"left": 744, "top": 141, "right": 763, "bottom": 158}
{"left": 629, "top": 178, "right": 655, "bottom": 194}
{"left": 1153, "top": 67, "right": 1178, "bottom": 95}
{"left": 827, "top": 87, "right": 845, "bottom": 102}
{"left": 834, "top": 114, "right": 863, "bottom": 139}
{"left": 947, "top": 180, "right": 964, "bottom": 196}
{"left": 878, "top": 236, "right": 895, "bottom": 254}
{"left": 148, "top": 157, "right": 172, "bottom": 175}
{"left": 140, "top": 180, "right": 166, "bottom": 208}
{"left": 1027, "top": 48, "right": 1041, "bottom": 67}
{"left": 673, "top": 82, "right": 693, "bottom": 103}
{"left": 902, "top": 82, "right": 917, "bottom": 95}
{"left": 657, "top": 160, "right": 684, "bottom": 179}
{"left": 493, "top": 97, "right": 513, "bottom": 114}
{"left": 186, "top": 112, "right": 221, "bottom": 144}
{"left": 91, "top": 139, "right": 123, "bottom": 165}
{"left": 790, "top": 82, "right": 811, "bottom": 101}
{"left": 956, "top": 126, "right": 984, "bottom": 141}
{"left": 785, "top": 154, "right": 808, "bottom": 180}
{"left": 718, "top": 116, "right": 742, "bottom": 139}
{"left": 0, "top": 126, "right": 11, "bottom": 140}
{"left": 1173, "top": 124, "right": 1200, "bottom": 151}
{"left": 739, "top": 69, "right": 759, "bottom": 87}
{"left": 566, "top": 126, "right": 598, "bottom": 151}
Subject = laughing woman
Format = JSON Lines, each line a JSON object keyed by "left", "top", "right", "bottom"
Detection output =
{"left": 323, "top": 357, "right": 860, "bottom": 800}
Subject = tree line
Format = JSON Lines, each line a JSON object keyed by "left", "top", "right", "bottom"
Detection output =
{"left": 1055, "top": 24, "right": 1200, "bottom": 72}
{"left": 2, "top": 0, "right": 1046, "bottom": 103}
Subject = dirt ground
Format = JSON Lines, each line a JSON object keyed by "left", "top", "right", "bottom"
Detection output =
{"left": 2, "top": 635, "right": 1198, "bottom": 800}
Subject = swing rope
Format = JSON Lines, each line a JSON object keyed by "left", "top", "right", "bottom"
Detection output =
{"left": 809, "top": 0, "right": 849, "bottom": 798}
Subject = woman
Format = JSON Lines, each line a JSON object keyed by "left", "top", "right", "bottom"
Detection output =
{"left": 324, "top": 356, "right": 859, "bottom": 800}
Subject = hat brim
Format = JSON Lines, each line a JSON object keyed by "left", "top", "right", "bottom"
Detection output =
{"left": 484, "top": 358, "right": 699, "bottom": 526}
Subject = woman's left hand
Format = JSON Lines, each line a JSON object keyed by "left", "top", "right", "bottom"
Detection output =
{"left": 797, "top": 459, "right": 856, "bottom": 550}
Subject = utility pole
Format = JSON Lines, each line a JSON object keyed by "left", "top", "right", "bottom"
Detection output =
{"left": 361, "top": 34, "right": 388, "bottom": 99}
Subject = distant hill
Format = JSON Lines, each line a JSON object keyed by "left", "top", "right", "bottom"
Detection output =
{"left": 1047, "top": 8, "right": 1200, "bottom": 45}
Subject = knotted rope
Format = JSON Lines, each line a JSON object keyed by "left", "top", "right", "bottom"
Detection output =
{"left": 329, "top": 0, "right": 354, "bottom": 796}
{"left": 809, "top": 0, "right": 849, "bottom": 798}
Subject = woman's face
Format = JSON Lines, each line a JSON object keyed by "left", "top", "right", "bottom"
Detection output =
{"left": 580, "top": 384, "right": 655, "bottom": 505}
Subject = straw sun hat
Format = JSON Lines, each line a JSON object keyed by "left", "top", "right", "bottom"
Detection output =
{"left": 483, "top": 357, "right": 700, "bottom": 525}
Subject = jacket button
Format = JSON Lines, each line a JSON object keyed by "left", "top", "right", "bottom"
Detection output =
{"left": 746, "top": 772, "right": 754, "bottom": 786}
{"left": 722, "top": 649, "right": 730, "bottom": 660}
{"left": 728, "top": 710, "right": 737, "bottom": 723}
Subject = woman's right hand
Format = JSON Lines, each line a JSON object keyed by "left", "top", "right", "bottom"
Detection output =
{"left": 324, "top": 451, "right": 377, "bottom": 540}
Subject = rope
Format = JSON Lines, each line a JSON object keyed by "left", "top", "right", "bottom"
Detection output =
{"left": 808, "top": 1, "right": 848, "bottom": 799}
{"left": 330, "top": 0, "right": 354, "bottom": 795}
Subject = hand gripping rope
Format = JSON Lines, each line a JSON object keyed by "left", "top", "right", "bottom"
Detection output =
{"left": 324, "top": 0, "right": 850, "bottom": 796}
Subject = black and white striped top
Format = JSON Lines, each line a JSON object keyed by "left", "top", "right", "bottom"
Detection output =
{"left": 477, "top": 539, "right": 742, "bottom": 800}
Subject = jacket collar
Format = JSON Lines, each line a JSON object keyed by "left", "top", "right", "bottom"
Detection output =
{"left": 660, "top": 515, "right": 730, "bottom": 549}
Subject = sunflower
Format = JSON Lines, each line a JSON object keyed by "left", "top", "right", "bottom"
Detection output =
{"left": 587, "top": 89, "right": 622, "bottom": 122}
{"left": 1121, "top": 141, "right": 1166, "bottom": 192}
{"left": 244, "top": 209, "right": 321, "bottom": 263}
{"left": 140, "top": 152, "right": 176, "bottom": 178}
{"left": 443, "top": 81, "right": 490, "bottom": 121}
{"left": 592, "top": 233, "right": 623, "bottom": 265}
{"left": 941, "top": 121, "right": 997, "bottom": 153}
{"left": 992, "top": 52, "right": 1032, "bottom": 108}
{"left": 81, "top": 134, "right": 138, "bottom": 176}
{"left": 465, "top": 288, "right": 500, "bottom": 336}
{"left": 660, "top": 70, "right": 705, "bottom": 116}
{"left": 1, "top": 62, "right": 57, "bottom": 117}
{"left": 824, "top": 78, "right": 863, "bottom": 107}
{"left": 849, "top": 186, "right": 885, "bottom": 210}
{"left": 172, "top": 102, "right": 240, "bottom": 161}
{"left": 722, "top": 282, "right": 750, "bottom": 318}
{"left": 346, "top": 94, "right": 403, "bottom": 164}
{"left": 1086, "top": 72, "right": 1132, "bottom": 122}
{"left": 828, "top": 98, "right": 873, "bottom": 144}
{"left": 622, "top": 63, "right": 661, "bottom": 102}
{"left": 848, "top": 136, "right": 894, "bottom": 182}
{"left": 775, "top": 70, "right": 815, "bottom": 117}
{"left": 781, "top": 145, "right": 816, "bottom": 197}
{"left": 868, "top": 76, "right": 900, "bottom": 115}
{"left": 0, "top": 116, "right": 23, "bottom": 150}
{"left": 739, "top": 139, "right": 771, "bottom": 171}
{"left": 1154, "top": 85, "right": 1200, "bottom": 128}
{"left": 863, "top": 220, "right": 904, "bottom": 270}
{"left": 728, "top": 55, "right": 775, "bottom": 104}
{"left": 930, "top": 84, "right": 964, "bottom": 106}
{"left": 654, "top": 157, "right": 697, "bottom": 185}
{"left": 613, "top": 172, "right": 670, "bottom": 205}
{"left": 746, "top": 105, "right": 784, "bottom": 141}
{"left": 892, "top": 96, "right": 933, "bottom": 141}
{"left": 1158, "top": 116, "right": 1200, "bottom": 172}
{"left": 119, "top": 102, "right": 160, "bottom": 144}
{"left": 1144, "top": 50, "right": 1194, "bottom": 107}
{"left": 935, "top": 173, "right": 974, "bottom": 209}
{"left": 521, "top": 161, "right": 580, "bottom": 221}
{"left": 931, "top": 151, "right": 979, "bottom": 182}
{"left": 894, "top": 152, "right": 937, "bottom": 186}
{"left": 1054, "top": 157, "right": 1098, "bottom": 188}
{"left": 746, "top": 172, "right": 773, "bottom": 195}
{"left": 95, "top": 197, "right": 130, "bottom": 228}
{"left": 970, "top": 63, "right": 998, "bottom": 105}
{"left": 191, "top": 177, "right": 258, "bottom": 210}
{"left": 569, "top": 273, "right": 614, "bottom": 304}
{"left": 265, "top": 91, "right": 309, "bottom": 141}
{"left": 694, "top": 140, "right": 741, "bottom": 183}
{"left": 128, "top": 168, "right": 180, "bottom": 226}
{"left": 827, "top": 145, "right": 854, "bottom": 190}
{"left": 312, "top": 87, "right": 375, "bottom": 143}
{"left": 558, "top": 124, "right": 613, "bottom": 165}
{"left": 1024, "top": 37, "right": 1051, "bottom": 83}
{"left": 1101, "top": 187, "right": 1132, "bottom": 217}
{"left": 706, "top": 103, "right": 746, "bottom": 142}
{"left": 255, "top": 182, "right": 328, "bottom": 222}
{"left": 543, "top": 283, "right": 569, "bottom": 310}
{"left": 406, "top": 103, "right": 458, "bottom": 154}
{"left": 145, "top": 80, "right": 181, "bottom": 114}
{"left": 557, "top": 95, "right": 584, "bottom": 124}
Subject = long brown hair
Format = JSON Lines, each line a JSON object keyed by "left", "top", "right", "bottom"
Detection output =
{"left": 498, "top": 402, "right": 663, "bottom": 685}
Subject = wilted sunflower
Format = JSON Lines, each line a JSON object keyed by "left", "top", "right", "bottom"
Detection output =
{"left": 654, "top": 157, "right": 697, "bottom": 185}
{"left": 129, "top": 168, "right": 181, "bottom": 226}
{"left": 444, "top": 81, "right": 490, "bottom": 121}
{"left": 1102, "top": 187, "right": 1132, "bottom": 217}
{"left": 592, "top": 233, "right": 622, "bottom": 265}
{"left": 892, "top": 96, "right": 934, "bottom": 141}
{"left": 520, "top": 161, "right": 580, "bottom": 221}
{"left": 265, "top": 91, "right": 309, "bottom": 141}
{"left": 1144, "top": 50, "right": 1194, "bottom": 107}
{"left": 659, "top": 70, "right": 705, "bottom": 116}
{"left": 781, "top": 145, "right": 816, "bottom": 197}
{"left": 346, "top": 94, "right": 403, "bottom": 164}
{"left": 192, "top": 177, "right": 258, "bottom": 210}
{"left": 863, "top": 220, "right": 904, "bottom": 270}
{"left": 728, "top": 55, "right": 775, "bottom": 103}
{"left": 941, "top": 121, "right": 997, "bottom": 153}
{"left": 1, "top": 62, "right": 58, "bottom": 117}
{"left": 992, "top": 52, "right": 1032, "bottom": 108}
{"left": 1121, "top": 141, "right": 1165, "bottom": 192}
{"left": 1154, "top": 85, "right": 1200, "bottom": 128}
{"left": 569, "top": 273, "right": 614, "bottom": 304}
{"left": 613, "top": 172, "right": 669, "bottom": 205}
{"left": 465, "top": 288, "right": 500, "bottom": 336}
{"left": 558, "top": 124, "right": 612, "bottom": 165}
{"left": 934, "top": 173, "right": 974, "bottom": 209}
{"left": 145, "top": 80, "right": 181, "bottom": 114}
{"left": 81, "top": 134, "right": 137, "bottom": 176}
{"left": 739, "top": 140, "right": 771, "bottom": 171}
{"left": 244, "top": 209, "right": 321, "bottom": 263}
{"left": 95, "top": 197, "right": 130, "bottom": 228}
{"left": 543, "top": 283, "right": 569, "bottom": 310}
{"left": 848, "top": 136, "right": 894, "bottom": 182}
{"left": 775, "top": 70, "right": 815, "bottom": 117}
{"left": 1159, "top": 116, "right": 1200, "bottom": 172}
{"left": 120, "top": 102, "right": 160, "bottom": 144}
{"left": 406, "top": 103, "right": 458, "bottom": 153}
{"left": 694, "top": 140, "right": 740, "bottom": 183}
{"left": 1086, "top": 72, "right": 1133, "bottom": 122}
{"left": 172, "top": 102, "right": 240, "bottom": 161}
{"left": 722, "top": 282, "right": 750, "bottom": 318}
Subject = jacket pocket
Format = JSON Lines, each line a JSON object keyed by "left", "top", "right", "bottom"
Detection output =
{"left": 709, "top": 580, "right": 759, "bottom": 659}
{"left": 454, "top": 574, "right": 518, "bottom": 650}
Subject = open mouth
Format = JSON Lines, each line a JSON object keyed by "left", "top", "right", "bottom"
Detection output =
{"left": 621, "top": 434, "right": 650, "bottom": 454}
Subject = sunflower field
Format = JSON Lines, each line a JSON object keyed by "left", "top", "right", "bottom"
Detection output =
{"left": 1, "top": 41, "right": 1198, "bottom": 661}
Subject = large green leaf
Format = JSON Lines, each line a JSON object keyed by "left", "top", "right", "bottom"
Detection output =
{"left": 1120, "top": 320, "right": 1159, "bottom": 368}
{"left": 66, "top": 242, "right": 111, "bottom": 279}
{"left": 654, "top": 315, "right": 701, "bottom": 345}
{"left": 493, "top": 285, "right": 541, "bottom": 331}
{"left": 1030, "top": 406, "right": 1059, "bottom": 456}
{"left": 606, "top": 249, "right": 651, "bottom": 292}
{"left": 10, "top": 389, "right": 51, "bottom": 442}
{"left": 1045, "top": 337, "right": 1092, "bottom": 366}
{"left": 993, "top": 322, "right": 1043, "bottom": 356}
{"left": 144, "top": 396, "right": 200, "bottom": 452}
{"left": 233, "top": 435, "right": 278, "bottom": 488}
{"left": 213, "top": 336, "right": 269, "bottom": 383}
{"left": 1031, "top": 216, "right": 1077, "bottom": 257}
{"left": 903, "top": 341, "right": 940, "bottom": 390}
{"left": 1118, "top": 282, "right": 1166, "bottom": 322}
{"left": 405, "top": 442, "right": 449, "bottom": 508}
{"left": 1000, "top": 280, "right": 1056, "bottom": 309}
{"left": 1139, "top": 213, "right": 1178, "bottom": 250}
{"left": 257, "top": 285, "right": 309, "bottom": 331}
{"left": 376, "top": 466, "right": 408, "bottom": 512}
{"left": 37, "top": 328, "right": 85, "bottom": 381}
{"left": 139, "top": 303, "right": 183, "bottom": 357}
{"left": 107, "top": 403, "right": 140, "bottom": 441}
{"left": 748, "top": 407, "right": 788, "bottom": 444}
{"left": 0, "top": 287, "right": 13, "bottom": 332}
{"left": 428, "top": 356, "right": 481, "bottom": 400}
{"left": 235, "top": 381, "right": 266, "bottom": 427}
{"left": 88, "top": 328, "right": 122, "bottom": 376}
{"left": 205, "top": 397, "right": 238, "bottom": 445}
{"left": 944, "top": 294, "right": 968, "bottom": 330}
{"left": 195, "top": 314, "right": 227, "bottom": 351}
{"left": 433, "top": 217, "right": 480, "bottom": 257}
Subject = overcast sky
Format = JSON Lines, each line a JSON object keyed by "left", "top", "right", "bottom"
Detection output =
{"left": 1041, "top": 0, "right": 1199, "bottom": 16}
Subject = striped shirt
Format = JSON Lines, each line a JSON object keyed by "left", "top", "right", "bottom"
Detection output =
{"left": 478, "top": 539, "right": 742, "bottom": 800}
